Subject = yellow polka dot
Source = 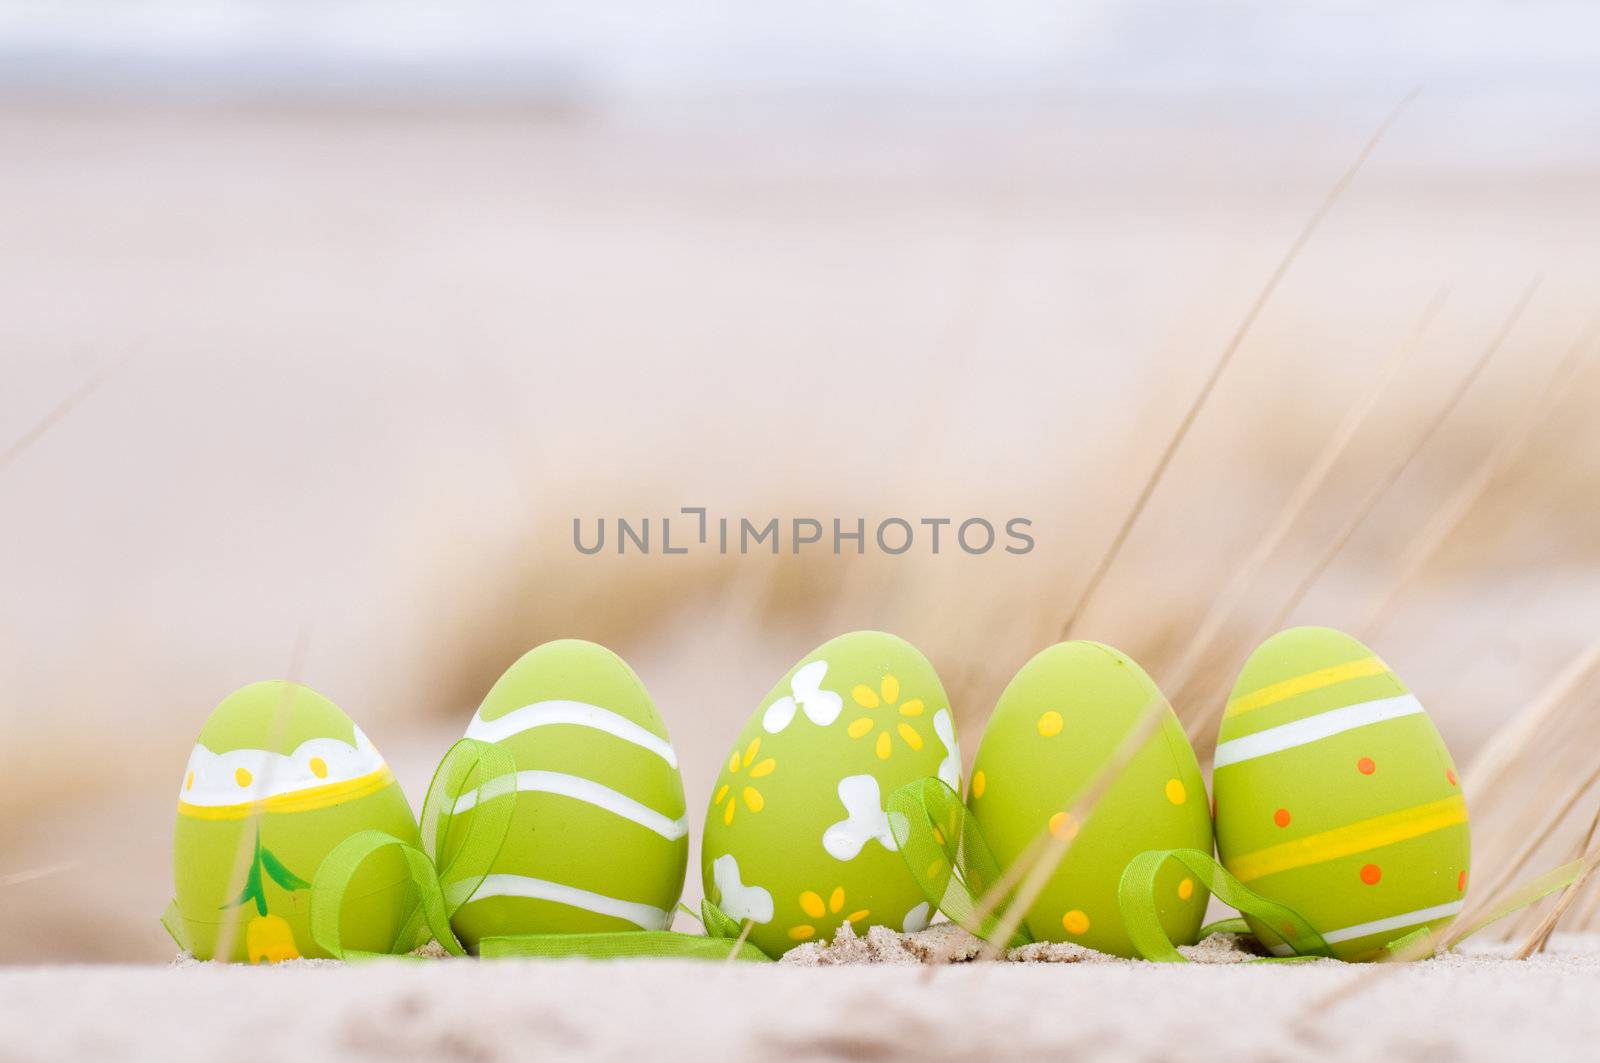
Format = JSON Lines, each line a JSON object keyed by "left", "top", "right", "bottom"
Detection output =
{"left": 847, "top": 717, "right": 874, "bottom": 739}
{"left": 1062, "top": 910, "right": 1090, "bottom": 935}
{"left": 727, "top": 750, "right": 740, "bottom": 773}
{"left": 1048, "top": 812, "right": 1079, "bottom": 841}
{"left": 743, "top": 738, "right": 761, "bottom": 767}
{"left": 932, "top": 825, "right": 946, "bottom": 845}
{"left": 971, "top": 770, "right": 987, "bottom": 798}
{"left": 880, "top": 675, "right": 899, "bottom": 704}
{"left": 898, "top": 723, "right": 924, "bottom": 750}
{"left": 875, "top": 732, "right": 892, "bottom": 760}
{"left": 1178, "top": 878, "right": 1194, "bottom": 901}
{"left": 308, "top": 757, "right": 328, "bottom": 779}
{"left": 898, "top": 698, "right": 925, "bottom": 717}
{"left": 846, "top": 909, "right": 870, "bottom": 924}
{"left": 184, "top": 771, "right": 194, "bottom": 791}
{"left": 234, "top": 767, "right": 253, "bottom": 788}
{"left": 800, "top": 891, "right": 826, "bottom": 919}
{"left": 1165, "top": 779, "right": 1186, "bottom": 805}
{"left": 852, "top": 684, "right": 880, "bottom": 709}
{"left": 927, "top": 858, "right": 945, "bottom": 880}
{"left": 789, "top": 925, "right": 816, "bottom": 941}
{"left": 828, "top": 887, "right": 845, "bottom": 914}
{"left": 1037, "top": 711, "right": 1064, "bottom": 738}
{"left": 742, "top": 787, "right": 764, "bottom": 813}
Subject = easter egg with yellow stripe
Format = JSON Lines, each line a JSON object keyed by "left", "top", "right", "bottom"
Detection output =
{"left": 170, "top": 681, "right": 419, "bottom": 961}
{"left": 700, "top": 631, "right": 963, "bottom": 958}
{"left": 442, "top": 640, "right": 689, "bottom": 951}
{"left": 1212, "top": 626, "right": 1469, "bottom": 961}
{"left": 967, "top": 642, "right": 1213, "bottom": 957}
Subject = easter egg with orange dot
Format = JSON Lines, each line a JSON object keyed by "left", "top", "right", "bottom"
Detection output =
{"left": 966, "top": 641, "right": 1213, "bottom": 958}
{"left": 701, "top": 631, "right": 961, "bottom": 958}
{"left": 1212, "top": 626, "right": 1470, "bottom": 962}
{"left": 440, "top": 640, "right": 689, "bottom": 951}
{"left": 168, "top": 681, "right": 419, "bottom": 962}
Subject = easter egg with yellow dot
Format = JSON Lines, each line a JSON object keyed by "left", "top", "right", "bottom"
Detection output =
{"left": 701, "top": 631, "right": 962, "bottom": 958}
{"left": 168, "top": 681, "right": 419, "bottom": 962}
{"left": 967, "top": 641, "right": 1212, "bottom": 957}
{"left": 440, "top": 640, "right": 689, "bottom": 951}
{"left": 1213, "top": 626, "right": 1469, "bottom": 961}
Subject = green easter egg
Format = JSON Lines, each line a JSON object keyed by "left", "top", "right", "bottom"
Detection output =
{"left": 444, "top": 640, "right": 688, "bottom": 951}
{"left": 968, "top": 642, "right": 1213, "bottom": 957}
{"left": 701, "top": 631, "right": 963, "bottom": 959}
{"left": 1213, "top": 626, "right": 1470, "bottom": 961}
{"left": 171, "top": 681, "right": 419, "bottom": 962}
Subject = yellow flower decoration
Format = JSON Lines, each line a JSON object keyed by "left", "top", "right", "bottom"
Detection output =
{"left": 788, "top": 886, "right": 870, "bottom": 941}
{"left": 245, "top": 914, "right": 301, "bottom": 963}
{"left": 714, "top": 736, "right": 777, "bottom": 825}
{"left": 845, "top": 673, "right": 924, "bottom": 760}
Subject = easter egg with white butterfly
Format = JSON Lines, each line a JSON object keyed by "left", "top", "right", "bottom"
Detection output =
{"left": 440, "top": 640, "right": 689, "bottom": 951}
{"left": 700, "top": 630, "right": 963, "bottom": 958}
{"left": 1212, "top": 626, "right": 1469, "bottom": 961}
{"left": 169, "top": 681, "right": 419, "bottom": 962}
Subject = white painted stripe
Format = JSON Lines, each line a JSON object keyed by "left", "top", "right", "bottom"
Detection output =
{"left": 1213, "top": 694, "right": 1425, "bottom": 768}
{"left": 1264, "top": 900, "right": 1464, "bottom": 955}
{"left": 454, "top": 874, "right": 672, "bottom": 930}
{"left": 450, "top": 770, "right": 688, "bottom": 841}
{"left": 464, "top": 700, "right": 678, "bottom": 768}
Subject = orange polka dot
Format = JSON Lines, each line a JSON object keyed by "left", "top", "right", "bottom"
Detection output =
{"left": 971, "top": 770, "right": 986, "bottom": 799}
{"left": 1458, "top": 870, "right": 1467, "bottom": 892}
{"left": 1360, "top": 863, "right": 1382, "bottom": 885}
{"left": 1062, "top": 910, "right": 1090, "bottom": 935}
{"left": 1279, "top": 921, "right": 1295, "bottom": 939}
{"left": 1177, "top": 878, "right": 1194, "bottom": 901}
{"left": 1273, "top": 808, "right": 1291, "bottom": 828}
{"left": 1447, "top": 769, "right": 1458, "bottom": 786}
{"left": 1357, "top": 757, "right": 1376, "bottom": 775}
{"left": 1048, "top": 812, "right": 1079, "bottom": 841}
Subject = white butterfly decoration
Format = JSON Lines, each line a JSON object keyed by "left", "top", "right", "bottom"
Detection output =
{"left": 760, "top": 660, "right": 844, "bottom": 734}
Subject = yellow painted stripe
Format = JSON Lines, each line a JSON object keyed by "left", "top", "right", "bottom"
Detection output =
{"left": 177, "top": 765, "right": 394, "bottom": 820}
{"left": 1225, "top": 656, "right": 1389, "bottom": 719}
{"left": 1228, "top": 794, "right": 1467, "bottom": 882}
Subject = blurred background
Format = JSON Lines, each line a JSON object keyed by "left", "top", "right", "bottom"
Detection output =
{"left": 3, "top": 1, "right": 1599, "bottom": 962}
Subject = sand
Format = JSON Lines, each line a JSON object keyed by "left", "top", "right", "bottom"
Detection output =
{"left": 4, "top": 931, "right": 1597, "bottom": 1061}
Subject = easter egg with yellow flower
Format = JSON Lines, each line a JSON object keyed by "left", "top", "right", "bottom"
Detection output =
{"left": 1212, "top": 626, "right": 1469, "bottom": 961}
{"left": 440, "top": 640, "right": 689, "bottom": 951}
{"left": 700, "top": 630, "right": 963, "bottom": 958}
{"left": 966, "top": 641, "right": 1213, "bottom": 957}
{"left": 168, "top": 681, "right": 419, "bottom": 962}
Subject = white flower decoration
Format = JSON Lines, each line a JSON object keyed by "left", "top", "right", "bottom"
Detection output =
{"left": 761, "top": 660, "right": 844, "bottom": 734}
{"left": 823, "top": 774, "right": 899, "bottom": 860}
{"left": 933, "top": 708, "right": 961, "bottom": 792}
{"left": 711, "top": 854, "right": 773, "bottom": 924}
{"left": 903, "top": 901, "right": 931, "bottom": 933}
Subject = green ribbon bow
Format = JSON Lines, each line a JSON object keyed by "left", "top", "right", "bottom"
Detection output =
{"left": 890, "top": 775, "right": 1582, "bottom": 963}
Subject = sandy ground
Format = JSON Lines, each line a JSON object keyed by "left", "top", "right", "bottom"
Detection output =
{"left": 4, "top": 932, "right": 1598, "bottom": 1061}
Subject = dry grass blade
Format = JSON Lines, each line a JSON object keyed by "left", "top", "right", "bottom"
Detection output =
{"left": 1256, "top": 277, "right": 1540, "bottom": 638}
{"left": 1514, "top": 802, "right": 1600, "bottom": 959}
{"left": 1360, "top": 316, "right": 1600, "bottom": 637}
{"left": 726, "top": 918, "right": 757, "bottom": 963}
{"left": 1463, "top": 633, "right": 1600, "bottom": 815}
{"left": 974, "top": 694, "right": 1170, "bottom": 961}
{"left": 0, "top": 862, "right": 79, "bottom": 888}
{"left": 1056, "top": 87, "right": 1421, "bottom": 640}
{"left": 211, "top": 627, "right": 312, "bottom": 963}
{"left": 0, "top": 362, "right": 118, "bottom": 475}
{"left": 1171, "top": 285, "right": 1447, "bottom": 741}
{"left": 1466, "top": 759, "right": 1600, "bottom": 924}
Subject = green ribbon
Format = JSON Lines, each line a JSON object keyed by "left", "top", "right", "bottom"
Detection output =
{"left": 481, "top": 930, "right": 769, "bottom": 962}
{"left": 887, "top": 776, "right": 1035, "bottom": 948}
{"left": 306, "top": 736, "right": 759, "bottom": 962}
{"left": 1117, "top": 850, "right": 1588, "bottom": 963}
{"left": 1117, "top": 848, "right": 1333, "bottom": 962}
{"left": 308, "top": 737, "right": 518, "bottom": 959}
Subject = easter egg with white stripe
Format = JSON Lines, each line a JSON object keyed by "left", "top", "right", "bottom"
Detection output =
{"left": 170, "top": 681, "right": 419, "bottom": 962}
{"left": 967, "top": 642, "right": 1213, "bottom": 957}
{"left": 443, "top": 640, "right": 688, "bottom": 950}
{"left": 701, "top": 631, "right": 963, "bottom": 959}
{"left": 1213, "top": 626, "right": 1469, "bottom": 961}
